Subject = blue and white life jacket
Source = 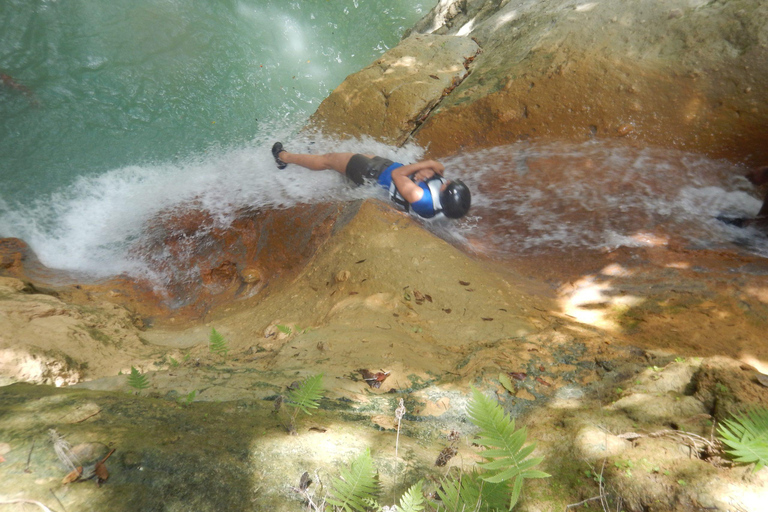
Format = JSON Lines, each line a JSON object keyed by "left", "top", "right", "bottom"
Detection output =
{"left": 389, "top": 175, "right": 445, "bottom": 219}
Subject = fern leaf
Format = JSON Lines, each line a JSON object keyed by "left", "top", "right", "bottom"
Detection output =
{"left": 209, "top": 328, "right": 229, "bottom": 356}
{"left": 287, "top": 373, "right": 324, "bottom": 415}
{"left": 127, "top": 366, "right": 150, "bottom": 391}
{"left": 396, "top": 480, "right": 425, "bottom": 512}
{"left": 435, "top": 471, "right": 508, "bottom": 512}
{"left": 718, "top": 407, "right": 768, "bottom": 472}
{"left": 327, "top": 448, "right": 380, "bottom": 512}
{"left": 468, "top": 388, "right": 549, "bottom": 509}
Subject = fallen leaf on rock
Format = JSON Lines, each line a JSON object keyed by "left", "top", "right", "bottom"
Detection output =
{"left": 62, "top": 466, "right": 83, "bottom": 484}
{"left": 442, "top": 308, "right": 451, "bottom": 314}
{"left": 509, "top": 372, "right": 527, "bottom": 381}
{"left": 756, "top": 373, "right": 768, "bottom": 387}
{"left": 94, "top": 448, "right": 115, "bottom": 487}
{"left": 499, "top": 373, "right": 515, "bottom": 394}
{"left": 482, "top": 317, "right": 493, "bottom": 321}
{"left": 94, "top": 461, "right": 109, "bottom": 486}
{"left": 429, "top": 74, "right": 439, "bottom": 80}
{"left": 359, "top": 369, "right": 390, "bottom": 389}
{"left": 459, "top": 280, "right": 470, "bottom": 286}
{"left": 309, "top": 427, "right": 327, "bottom": 433}
{"left": 535, "top": 377, "right": 552, "bottom": 387}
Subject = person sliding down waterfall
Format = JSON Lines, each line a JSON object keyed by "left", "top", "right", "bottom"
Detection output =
{"left": 271, "top": 142, "right": 471, "bottom": 220}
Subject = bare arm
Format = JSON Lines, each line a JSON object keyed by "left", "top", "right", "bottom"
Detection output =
{"left": 391, "top": 160, "right": 445, "bottom": 203}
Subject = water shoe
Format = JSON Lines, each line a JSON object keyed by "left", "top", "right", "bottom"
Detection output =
{"left": 272, "top": 142, "right": 287, "bottom": 169}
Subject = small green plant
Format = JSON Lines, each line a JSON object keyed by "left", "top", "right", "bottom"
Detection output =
{"left": 717, "top": 406, "right": 768, "bottom": 472}
{"left": 393, "top": 479, "right": 426, "bottom": 512}
{"left": 178, "top": 390, "right": 196, "bottom": 406}
{"left": 169, "top": 357, "right": 180, "bottom": 367}
{"left": 285, "top": 373, "right": 324, "bottom": 433}
{"left": 276, "top": 324, "right": 292, "bottom": 335}
{"left": 313, "top": 388, "right": 547, "bottom": 511}
{"left": 208, "top": 328, "right": 229, "bottom": 356}
{"left": 462, "top": 387, "right": 550, "bottom": 509}
{"left": 127, "top": 366, "right": 150, "bottom": 393}
{"left": 327, "top": 448, "right": 380, "bottom": 512}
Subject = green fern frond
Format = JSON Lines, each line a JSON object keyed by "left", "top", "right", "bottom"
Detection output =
{"left": 127, "top": 366, "right": 149, "bottom": 391}
{"left": 327, "top": 448, "right": 380, "bottom": 512}
{"left": 718, "top": 406, "right": 768, "bottom": 472}
{"left": 209, "top": 328, "right": 229, "bottom": 356}
{"left": 396, "top": 480, "right": 425, "bottom": 512}
{"left": 435, "top": 470, "right": 508, "bottom": 512}
{"left": 287, "top": 373, "right": 324, "bottom": 415}
{"left": 468, "top": 387, "right": 549, "bottom": 509}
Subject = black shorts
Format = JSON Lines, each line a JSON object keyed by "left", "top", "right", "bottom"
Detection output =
{"left": 345, "top": 154, "right": 395, "bottom": 186}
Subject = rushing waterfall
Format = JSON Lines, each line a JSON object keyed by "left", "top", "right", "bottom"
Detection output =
{"left": 1, "top": 0, "right": 765, "bottom": 287}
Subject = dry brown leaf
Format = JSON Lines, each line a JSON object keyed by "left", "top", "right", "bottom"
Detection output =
{"left": 62, "top": 466, "right": 83, "bottom": 484}
{"left": 94, "top": 461, "right": 109, "bottom": 486}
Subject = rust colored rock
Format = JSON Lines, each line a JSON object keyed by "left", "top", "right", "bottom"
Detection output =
{"left": 0, "top": 238, "right": 30, "bottom": 276}
{"left": 200, "top": 261, "right": 239, "bottom": 292}
{"left": 111, "top": 202, "right": 348, "bottom": 319}
{"left": 617, "top": 124, "right": 634, "bottom": 136}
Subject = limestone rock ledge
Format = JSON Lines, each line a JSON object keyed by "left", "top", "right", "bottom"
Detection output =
{"left": 0, "top": 277, "right": 150, "bottom": 386}
{"left": 308, "top": 34, "right": 480, "bottom": 145}
{"left": 311, "top": 0, "right": 767, "bottom": 164}
{"left": 408, "top": 0, "right": 768, "bottom": 163}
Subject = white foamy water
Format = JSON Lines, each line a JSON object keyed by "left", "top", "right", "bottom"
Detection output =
{"left": 0, "top": 135, "right": 425, "bottom": 281}
{"left": 2, "top": 138, "right": 765, "bottom": 286}
{"left": 438, "top": 141, "right": 767, "bottom": 258}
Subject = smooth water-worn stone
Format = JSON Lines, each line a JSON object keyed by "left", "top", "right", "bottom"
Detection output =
{"left": 403, "top": 0, "right": 768, "bottom": 163}
{"left": 309, "top": 35, "right": 480, "bottom": 145}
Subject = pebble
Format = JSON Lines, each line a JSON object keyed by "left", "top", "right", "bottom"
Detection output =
{"left": 71, "top": 442, "right": 109, "bottom": 466}
{"left": 335, "top": 270, "right": 351, "bottom": 283}
{"left": 240, "top": 267, "right": 262, "bottom": 284}
{"left": 617, "top": 124, "right": 634, "bottom": 136}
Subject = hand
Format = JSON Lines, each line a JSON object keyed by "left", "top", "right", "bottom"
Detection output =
{"left": 414, "top": 169, "right": 435, "bottom": 182}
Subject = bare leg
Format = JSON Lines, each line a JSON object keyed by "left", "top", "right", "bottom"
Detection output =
{"left": 278, "top": 150, "right": 376, "bottom": 176}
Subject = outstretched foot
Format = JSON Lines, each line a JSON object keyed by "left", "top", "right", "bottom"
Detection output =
{"left": 272, "top": 142, "right": 287, "bottom": 169}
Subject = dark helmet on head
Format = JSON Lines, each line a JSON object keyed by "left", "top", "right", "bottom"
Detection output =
{"left": 440, "top": 179, "right": 471, "bottom": 219}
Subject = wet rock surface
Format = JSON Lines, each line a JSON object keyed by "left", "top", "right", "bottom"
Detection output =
{"left": 407, "top": 0, "right": 768, "bottom": 164}
{"left": 3, "top": 1, "right": 768, "bottom": 510}
{"left": 309, "top": 35, "right": 480, "bottom": 145}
